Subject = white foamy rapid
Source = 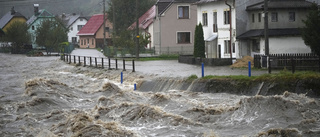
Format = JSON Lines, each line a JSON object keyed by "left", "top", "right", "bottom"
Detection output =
{"left": 0, "top": 53, "right": 319, "bottom": 137}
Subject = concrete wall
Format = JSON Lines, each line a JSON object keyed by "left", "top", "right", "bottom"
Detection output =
{"left": 268, "top": 36, "right": 311, "bottom": 54}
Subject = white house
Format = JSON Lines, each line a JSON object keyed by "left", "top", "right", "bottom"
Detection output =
{"left": 60, "top": 13, "right": 89, "bottom": 45}
{"left": 195, "top": 0, "right": 237, "bottom": 59}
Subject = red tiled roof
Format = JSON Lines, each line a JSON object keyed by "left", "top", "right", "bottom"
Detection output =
{"left": 129, "top": 5, "right": 156, "bottom": 30}
{"left": 77, "top": 14, "right": 104, "bottom": 36}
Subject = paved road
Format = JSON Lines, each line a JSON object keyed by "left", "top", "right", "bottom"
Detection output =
{"left": 70, "top": 49, "right": 272, "bottom": 78}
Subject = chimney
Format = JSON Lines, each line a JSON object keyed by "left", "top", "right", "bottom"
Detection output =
{"left": 11, "top": 7, "right": 16, "bottom": 15}
{"left": 34, "top": 4, "right": 39, "bottom": 16}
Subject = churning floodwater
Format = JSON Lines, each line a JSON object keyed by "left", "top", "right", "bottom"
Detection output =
{"left": 1, "top": 53, "right": 320, "bottom": 137}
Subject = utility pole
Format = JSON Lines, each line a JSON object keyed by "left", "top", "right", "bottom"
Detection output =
{"left": 264, "top": 0, "right": 269, "bottom": 55}
{"left": 113, "top": 0, "right": 117, "bottom": 57}
{"left": 136, "top": 0, "right": 140, "bottom": 59}
{"left": 103, "top": 0, "right": 106, "bottom": 50}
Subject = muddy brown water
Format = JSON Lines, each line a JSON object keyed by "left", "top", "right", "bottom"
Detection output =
{"left": 0, "top": 53, "right": 320, "bottom": 137}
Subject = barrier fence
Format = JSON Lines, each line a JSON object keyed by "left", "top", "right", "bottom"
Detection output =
{"left": 60, "top": 54, "right": 135, "bottom": 72}
{"left": 254, "top": 53, "right": 320, "bottom": 73}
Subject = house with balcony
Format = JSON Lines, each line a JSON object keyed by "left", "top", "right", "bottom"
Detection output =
{"left": 195, "top": 0, "right": 237, "bottom": 59}
{"left": 236, "top": 0, "right": 314, "bottom": 57}
{"left": 153, "top": 0, "right": 199, "bottom": 55}
{"left": 77, "top": 14, "right": 113, "bottom": 49}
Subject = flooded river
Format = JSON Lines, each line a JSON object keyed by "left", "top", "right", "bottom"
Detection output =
{"left": 0, "top": 53, "right": 320, "bottom": 137}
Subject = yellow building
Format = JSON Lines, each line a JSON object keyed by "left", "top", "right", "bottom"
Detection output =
{"left": 0, "top": 7, "right": 27, "bottom": 33}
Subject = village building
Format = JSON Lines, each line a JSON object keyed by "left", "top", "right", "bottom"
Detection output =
{"left": 153, "top": 0, "right": 199, "bottom": 55}
{"left": 59, "top": 13, "right": 89, "bottom": 46}
{"left": 129, "top": 5, "right": 156, "bottom": 49}
{"left": 195, "top": 0, "right": 237, "bottom": 59}
{"left": 0, "top": 7, "right": 27, "bottom": 34}
{"left": 236, "top": 0, "right": 314, "bottom": 57}
{"left": 77, "top": 14, "right": 113, "bottom": 49}
{"left": 26, "top": 4, "right": 55, "bottom": 49}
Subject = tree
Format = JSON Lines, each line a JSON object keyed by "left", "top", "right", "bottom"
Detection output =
{"left": 2, "top": 21, "right": 30, "bottom": 53}
{"left": 35, "top": 18, "right": 68, "bottom": 54}
{"left": 107, "top": 0, "right": 156, "bottom": 54}
{"left": 194, "top": 23, "right": 205, "bottom": 58}
{"left": 302, "top": 3, "right": 320, "bottom": 56}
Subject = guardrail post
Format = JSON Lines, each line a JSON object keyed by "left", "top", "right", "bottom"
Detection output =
{"left": 115, "top": 59, "right": 118, "bottom": 70}
{"left": 248, "top": 61, "right": 251, "bottom": 77}
{"left": 78, "top": 56, "right": 80, "bottom": 65}
{"left": 69, "top": 55, "right": 71, "bottom": 64}
{"left": 84, "top": 57, "right": 86, "bottom": 66}
{"left": 108, "top": 58, "right": 111, "bottom": 70}
{"left": 291, "top": 57, "right": 295, "bottom": 74}
{"left": 95, "top": 57, "right": 97, "bottom": 68}
{"left": 73, "top": 55, "right": 76, "bottom": 64}
{"left": 201, "top": 62, "right": 204, "bottom": 78}
{"left": 134, "top": 83, "right": 136, "bottom": 91}
{"left": 101, "top": 58, "right": 104, "bottom": 68}
{"left": 123, "top": 59, "right": 126, "bottom": 71}
{"left": 121, "top": 72, "right": 123, "bottom": 84}
{"left": 90, "top": 57, "right": 92, "bottom": 66}
{"left": 132, "top": 60, "right": 135, "bottom": 72}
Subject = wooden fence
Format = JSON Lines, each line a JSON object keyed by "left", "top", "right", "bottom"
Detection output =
{"left": 254, "top": 53, "right": 320, "bottom": 73}
{"left": 61, "top": 54, "right": 135, "bottom": 72}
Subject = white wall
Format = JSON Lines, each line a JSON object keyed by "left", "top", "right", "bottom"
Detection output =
{"left": 197, "top": 0, "right": 237, "bottom": 58}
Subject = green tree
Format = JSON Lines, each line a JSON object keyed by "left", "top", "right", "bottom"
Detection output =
{"left": 2, "top": 21, "right": 30, "bottom": 53}
{"left": 36, "top": 18, "right": 68, "bottom": 54}
{"left": 194, "top": 23, "right": 205, "bottom": 58}
{"left": 302, "top": 3, "right": 320, "bottom": 56}
{"left": 107, "top": 0, "right": 156, "bottom": 54}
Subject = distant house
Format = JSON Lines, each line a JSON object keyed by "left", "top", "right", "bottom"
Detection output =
{"left": 0, "top": 7, "right": 27, "bottom": 33}
{"left": 236, "top": 0, "right": 313, "bottom": 57}
{"left": 153, "top": 0, "right": 199, "bottom": 55}
{"left": 59, "top": 13, "right": 89, "bottom": 46}
{"left": 77, "top": 14, "right": 113, "bottom": 49}
{"left": 195, "top": 0, "right": 237, "bottom": 59}
{"left": 129, "top": 5, "right": 156, "bottom": 49}
{"left": 26, "top": 4, "right": 55, "bottom": 49}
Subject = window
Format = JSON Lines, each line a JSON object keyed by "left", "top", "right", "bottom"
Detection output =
{"left": 224, "top": 40, "right": 230, "bottom": 54}
{"left": 70, "top": 27, "right": 73, "bottom": 31}
{"left": 80, "top": 18, "right": 83, "bottom": 21}
{"left": 72, "top": 37, "right": 77, "bottom": 43}
{"left": 105, "top": 27, "right": 110, "bottom": 32}
{"left": 258, "top": 13, "right": 261, "bottom": 22}
{"left": 224, "top": 10, "right": 230, "bottom": 24}
{"left": 202, "top": 12, "right": 208, "bottom": 26}
{"left": 177, "top": 32, "right": 191, "bottom": 44}
{"left": 289, "top": 12, "right": 295, "bottom": 22}
{"left": 178, "top": 6, "right": 189, "bottom": 19}
{"left": 84, "top": 39, "right": 86, "bottom": 45}
{"left": 213, "top": 11, "right": 218, "bottom": 32}
{"left": 252, "top": 39, "right": 260, "bottom": 52}
{"left": 32, "top": 26, "right": 35, "bottom": 30}
{"left": 81, "top": 39, "right": 83, "bottom": 45}
{"left": 92, "top": 39, "right": 94, "bottom": 45}
{"left": 271, "top": 12, "right": 278, "bottom": 22}
{"left": 77, "top": 25, "right": 84, "bottom": 31}
{"left": 87, "top": 38, "right": 89, "bottom": 44}
{"left": 252, "top": 13, "right": 255, "bottom": 23}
